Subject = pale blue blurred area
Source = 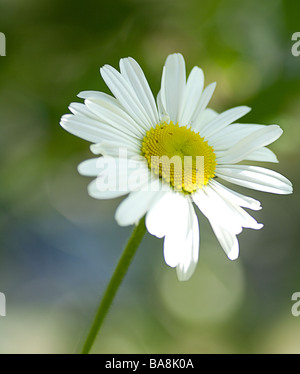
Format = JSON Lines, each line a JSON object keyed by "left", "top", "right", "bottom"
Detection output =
{"left": 0, "top": 0, "right": 300, "bottom": 353}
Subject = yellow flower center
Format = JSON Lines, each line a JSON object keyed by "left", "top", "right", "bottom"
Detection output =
{"left": 142, "top": 121, "right": 216, "bottom": 193}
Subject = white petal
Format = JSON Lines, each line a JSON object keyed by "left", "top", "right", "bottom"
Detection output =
{"left": 163, "top": 197, "right": 190, "bottom": 268}
{"left": 209, "top": 123, "right": 267, "bottom": 150}
{"left": 215, "top": 165, "right": 293, "bottom": 194}
{"left": 119, "top": 57, "right": 159, "bottom": 126}
{"left": 210, "top": 223, "right": 239, "bottom": 260}
{"left": 208, "top": 179, "right": 262, "bottom": 211}
{"left": 201, "top": 106, "right": 251, "bottom": 138}
{"left": 176, "top": 204, "right": 200, "bottom": 281}
{"left": 231, "top": 205, "right": 263, "bottom": 230}
{"left": 193, "top": 187, "right": 243, "bottom": 234}
{"left": 88, "top": 179, "right": 129, "bottom": 200}
{"left": 78, "top": 158, "right": 99, "bottom": 176}
{"left": 208, "top": 183, "right": 263, "bottom": 230}
{"left": 160, "top": 53, "right": 186, "bottom": 124}
{"left": 194, "top": 108, "right": 218, "bottom": 129}
{"left": 193, "top": 187, "right": 240, "bottom": 260}
{"left": 217, "top": 125, "right": 283, "bottom": 164}
{"left": 60, "top": 113, "right": 140, "bottom": 147}
{"left": 191, "top": 83, "right": 217, "bottom": 131}
{"left": 60, "top": 114, "right": 107, "bottom": 144}
{"left": 146, "top": 192, "right": 187, "bottom": 239}
{"left": 157, "top": 90, "right": 170, "bottom": 123}
{"left": 179, "top": 66, "right": 204, "bottom": 126}
{"left": 90, "top": 140, "right": 140, "bottom": 158}
{"left": 85, "top": 98, "right": 144, "bottom": 138}
{"left": 85, "top": 157, "right": 150, "bottom": 199}
{"left": 68, "top": 102, "right": 100, "bottom": 119}
{"left": 77, "top": 91, "right": 122, "bottom": 109}
{"left": 146, "top": 192, "right": 199, "bottom": 279}
{"left": 244, "top": 147, "right": 279, "bottom": 163}
{"left": 115, "top": 181, "right": 163, "bottom": 226}
{"left": 100, "top": 64, "right": 152, "bottom": 130}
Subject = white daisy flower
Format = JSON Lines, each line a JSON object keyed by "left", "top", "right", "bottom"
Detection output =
{"left": 60, "top": 53, "right": 293, "bottom": 281}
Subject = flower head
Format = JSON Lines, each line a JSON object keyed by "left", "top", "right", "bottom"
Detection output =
{"left": 60, "top": 53, "right": 292, "bottom": 281}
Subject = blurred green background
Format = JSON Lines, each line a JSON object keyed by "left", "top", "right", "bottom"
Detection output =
{"left": 0, "top": 0, "right": 299, "bottom": 354}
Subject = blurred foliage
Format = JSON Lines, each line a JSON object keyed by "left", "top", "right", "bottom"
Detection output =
{"left": 0, "top": 0, "right": 300, "bottom": 353}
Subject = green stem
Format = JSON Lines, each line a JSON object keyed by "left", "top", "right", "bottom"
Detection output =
{"left": 81, "top": 217, "right": 146, "bottom": 354}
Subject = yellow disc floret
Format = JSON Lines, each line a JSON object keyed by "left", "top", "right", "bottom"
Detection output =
{"left": 142, "top": 121, "right": 216, "bottom": 193}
